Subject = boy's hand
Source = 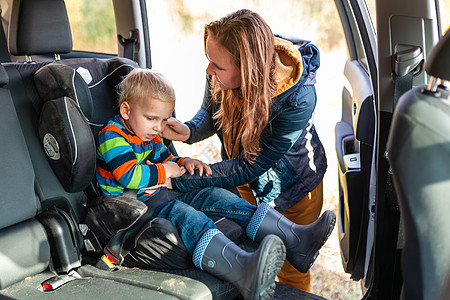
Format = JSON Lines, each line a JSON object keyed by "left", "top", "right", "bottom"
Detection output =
{"left": 162, "top": 161, "right": 186, "bottom": 179}
{"left": 146, "top": 160, "right": 185, "bottom": 180}
{"left": 181, "top": 158, "right": 212, "bottom": 176}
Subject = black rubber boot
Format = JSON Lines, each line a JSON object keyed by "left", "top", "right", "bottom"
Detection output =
{"left": 247, "top": 203, "right": 336, "bottom": 273}
{"left": 193, "top": 229, "right": 285, "bottom": 300}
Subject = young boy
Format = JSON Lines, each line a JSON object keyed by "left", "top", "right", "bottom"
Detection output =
{"left": 96, "top": 69, "right": 334, "bottom": 300}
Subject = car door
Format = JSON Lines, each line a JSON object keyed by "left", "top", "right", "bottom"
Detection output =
{"left": 335, "top": 0, "right": 442, "bottom": 298}
{"left": 334, "top": 0, "right": 377, "bottom": 286}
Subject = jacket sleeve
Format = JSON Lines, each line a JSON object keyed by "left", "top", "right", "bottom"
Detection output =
{"left": 171, "top": 84, "right": 317, "bottom": 192}
{"left": 184, "top": 76, "right": 219, "bottom": 144}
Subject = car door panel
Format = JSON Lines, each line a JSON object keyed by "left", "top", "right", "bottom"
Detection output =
{"left": 336, "top": 59, "right": 374, "bottom": 280}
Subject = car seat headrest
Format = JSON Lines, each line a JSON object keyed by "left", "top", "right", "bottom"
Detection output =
{"left": 34, "top": 63, "right": 93, "bottom": 120}
{"left": 8, "top": 0, "right": 73, "bottom": 56}
{"left": 56, "top": 57, "right": 137, "bottom": 138}
{"left": 34, "top": 63, "right": 96, "bottom": 193}
{"left": 424, "top": 29, "right": 450, "bottom": 81}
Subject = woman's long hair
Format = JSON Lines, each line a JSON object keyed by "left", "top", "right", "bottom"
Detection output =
{"left": 204, "top": 9, "right": 277, "bottom": 162}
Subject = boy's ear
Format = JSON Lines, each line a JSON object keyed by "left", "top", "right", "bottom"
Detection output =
{"left": 120, "top": 101, "right": 130, "bottom": 120}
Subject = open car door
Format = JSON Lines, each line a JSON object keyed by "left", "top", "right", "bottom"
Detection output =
{"left": 334, "top": 0, "right": 377, "bottom": 286}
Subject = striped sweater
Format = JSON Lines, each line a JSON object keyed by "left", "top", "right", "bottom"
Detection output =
{"left": 96, "top": 116, "right": 183, "bottom": 199}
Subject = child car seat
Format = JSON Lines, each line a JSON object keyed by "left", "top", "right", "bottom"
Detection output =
{"left": 33, "top": 60, "right": 195, "bottom": 270}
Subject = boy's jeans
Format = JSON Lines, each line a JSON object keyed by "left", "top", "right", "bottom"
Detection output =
{"left": 150, "top": 186, "right": 256, "bottom": 254}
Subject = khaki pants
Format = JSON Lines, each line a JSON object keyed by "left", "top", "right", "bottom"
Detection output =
{"left": 277, "top": 181, "right": 324, "bottom": 292}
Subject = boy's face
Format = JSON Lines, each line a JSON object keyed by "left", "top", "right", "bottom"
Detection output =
{"left": 120, "top": 96, "right": 174, "bottom": 142}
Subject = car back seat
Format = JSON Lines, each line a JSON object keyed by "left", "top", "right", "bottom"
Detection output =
{"left": 0, "top": 0, "right": 238, "bottom": 299}
{"left": 0, "top": 63, "right": 50, "bottom": 289}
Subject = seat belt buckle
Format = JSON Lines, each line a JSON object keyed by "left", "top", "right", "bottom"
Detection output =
{"left": 95, "top": 254, "right": 121, "bottom": 271}
{"left": 42, "top": 275, "right": 75, "bottom": 291}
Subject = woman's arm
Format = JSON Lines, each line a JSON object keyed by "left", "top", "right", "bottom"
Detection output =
{"left": 171, "top": 85, "right": 317, "bottom": 192}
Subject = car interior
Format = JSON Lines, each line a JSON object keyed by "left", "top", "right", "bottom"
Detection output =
{"left": 0, "top": 0, "right": 448, "bottom": 299}
{"left": 334, "top": 0, "right": 448, "bottom": 299}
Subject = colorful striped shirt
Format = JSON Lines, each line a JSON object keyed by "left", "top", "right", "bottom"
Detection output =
{"left": 96, "top": 116, "right": 183, "bottom": 199}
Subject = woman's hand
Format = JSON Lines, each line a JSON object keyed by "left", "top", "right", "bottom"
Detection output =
{"left": 161, "top": 117, "right": 191, "bottom": 142}
{"left": 181, "top": 158, "right": 212, "bottom": 176}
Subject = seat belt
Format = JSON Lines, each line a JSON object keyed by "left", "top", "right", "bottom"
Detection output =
{"left": 376, "top": 46, "right": 426, "bottom": 275}
{"left": 118, "top": 29, "right": 139, "bottom": 61}
{"left": 393, "top": 72, "right": 414, "bottom": 108}
{"left": 392, "top": 46, "right": 424, "bottom": 108}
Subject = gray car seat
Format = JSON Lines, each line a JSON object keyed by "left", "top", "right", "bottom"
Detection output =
{"left": 386, "top": 29, "right": 450, "bottom": 300}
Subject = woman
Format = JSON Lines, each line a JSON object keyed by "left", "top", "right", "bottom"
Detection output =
{"left": 163, "top": 9, "right": 331, "bottom": 292}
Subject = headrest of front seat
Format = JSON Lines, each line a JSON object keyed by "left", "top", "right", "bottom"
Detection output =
{"left": 8, "top": 0, "right": 73, "bottom": 56}
{"left": 424, "top": 29, "right": 450, "bottom": 81}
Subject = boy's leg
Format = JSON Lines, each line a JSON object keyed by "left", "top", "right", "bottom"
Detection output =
{"left": 178, "top": 187, "right": 257, "bottom": 229}
{"left": 193, "top": 228, "right": 285, "bottom": 300}
{"left": 246, "top": 182, "right": 336, "bottom": 277}
{"left": 155, "top": 195, "right": 286, "bottom": 300}
{"left": 152, "top": 199, "right": 217, "bottom": 254}
{"left": 175, "top": 186, "right": 335, "bottom": 292}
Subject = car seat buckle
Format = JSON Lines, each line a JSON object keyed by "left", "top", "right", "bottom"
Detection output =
{"left": 95, "top": 254, "right": 121, "bottom": 271}
{"left": 41, "top": 275, "right": 75, "bottom": 291}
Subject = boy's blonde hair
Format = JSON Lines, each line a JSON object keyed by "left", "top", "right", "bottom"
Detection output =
{"left": 118, "top": 69, "right": 176, "bottom": 105}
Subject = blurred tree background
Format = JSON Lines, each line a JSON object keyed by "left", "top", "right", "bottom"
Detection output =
{"left": 161, "top": 0, "right": 345, "bottom": 51}
{"left": 66, "top": 0, "right": 116, "bottom": 53}
{"left": 65, "top": 0, "right": 449, "bottom": 54}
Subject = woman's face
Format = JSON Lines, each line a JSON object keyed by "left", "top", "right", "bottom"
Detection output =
{"left": 205, "top": 36, "right": 241, "bottom": 90}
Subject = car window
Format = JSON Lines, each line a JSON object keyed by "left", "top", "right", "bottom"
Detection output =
{"left": 440, "top": 0, "right": 450, "bottom": 32}
{"left": 340, "top": 0, "right": 375, "bottom": 73}
{"left": 65, "top": 0, "right": 118, "bottom": 54}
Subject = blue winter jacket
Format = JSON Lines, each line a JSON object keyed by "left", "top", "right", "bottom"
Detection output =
{"left": 171, "top": 37, "right": 327, "bottom": 212}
